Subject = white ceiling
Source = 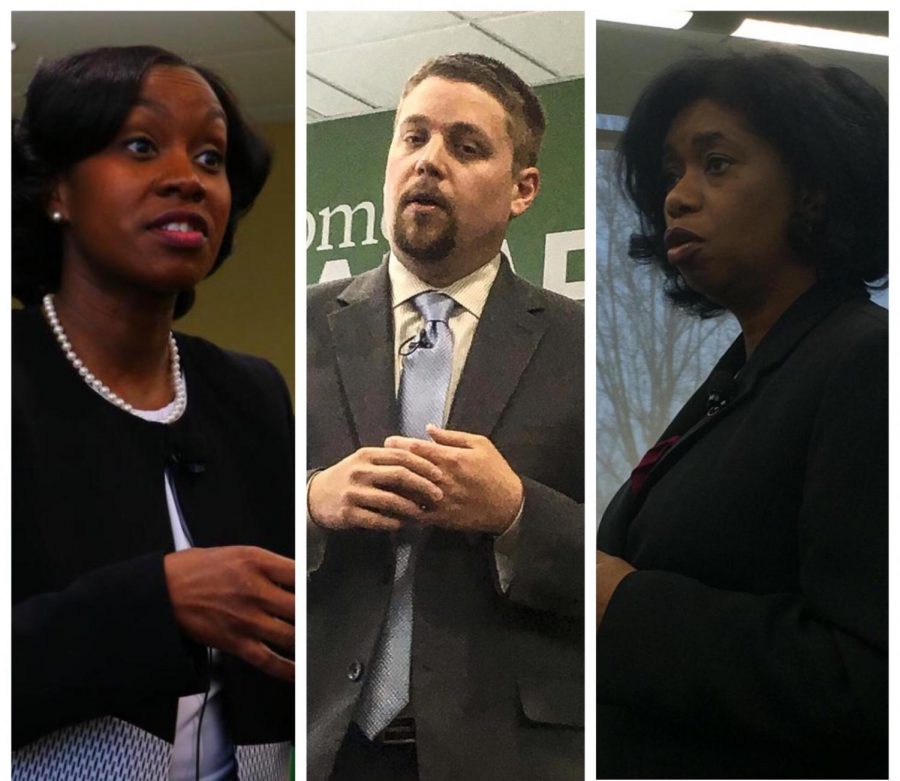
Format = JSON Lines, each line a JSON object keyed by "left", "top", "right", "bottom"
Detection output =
{"left": 307, "top": 11, "right": 585, "bottom": 122}
{"left": 11, "top": 11, "right": 295, "bottom": 123}
{"left": 13, "top": 11, "right": 882, "bottom": 132}
{"left": 597, "top": 11, "right": 888, "bottom": 118}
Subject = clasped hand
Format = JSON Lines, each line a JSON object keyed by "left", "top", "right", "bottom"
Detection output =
{"left": 164, "top": 546, "right": 295, "bottom": 682}
{"left": 308, "top": 425, "right": 522, "bottom": 535}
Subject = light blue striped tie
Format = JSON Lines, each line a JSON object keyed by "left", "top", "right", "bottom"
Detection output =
{"left": 355, "top": 291, "right": 455, "bottom": 738}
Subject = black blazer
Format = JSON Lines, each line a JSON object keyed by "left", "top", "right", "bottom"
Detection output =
{"left": 597, "top": 284, "right": 887, "bottom": 778}
{"left": 12, "top": 307, "right": 294, "bottom": 751}
{"left": 307, "top": 260, "right": 585, "bottom": 781}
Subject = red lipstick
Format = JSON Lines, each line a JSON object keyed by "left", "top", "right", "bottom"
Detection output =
{"left": 147, "top": 210, "right": 209, "bottom": 249}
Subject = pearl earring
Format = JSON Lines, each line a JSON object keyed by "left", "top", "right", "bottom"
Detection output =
{"left": 50, "top": 211, "right": 64, "bottom": 224}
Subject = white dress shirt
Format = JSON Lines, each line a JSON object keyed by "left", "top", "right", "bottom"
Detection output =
{"left": 388, "top": 252, "right": 499, "bottom": 419}
{"left": 308, "top": 254, "right": 521, "bottom": 586}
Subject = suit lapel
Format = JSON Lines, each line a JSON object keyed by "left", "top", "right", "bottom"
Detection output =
{"left": 447, "top": 259, "right": 547, "bottom": 437}
{"left": 328, "top": 263, "right": 398, "bottom": 447}
{"left": 629, "top": 283, "right": 864, "bottom": 505}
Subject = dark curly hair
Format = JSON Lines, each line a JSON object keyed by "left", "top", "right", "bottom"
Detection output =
{"left": 12, "top": 45, "right": 271, "bottom": 318}
{"left": 619, "top": 51, "right": 887, "bottom": 317}
{"left": 400, "top": 52, "right": 545, "bottom": 171}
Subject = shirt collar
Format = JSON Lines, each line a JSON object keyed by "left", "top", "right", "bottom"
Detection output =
{"left": 388, "top": 253, "right": 501, "bottom": 319}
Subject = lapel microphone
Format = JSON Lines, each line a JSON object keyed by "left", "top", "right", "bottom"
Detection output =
{"left": 399, "top": 328, "right": 434, "bottom": 356}
{"left": 165, "top": 423, "right": 207, "bottom": 475}
{"left": 705, "top": 370, "right": 737, "bottom": 416}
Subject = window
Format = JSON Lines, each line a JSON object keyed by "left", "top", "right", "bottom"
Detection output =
{"left": 596, "top": 128, "right": 737, "bottom": 509}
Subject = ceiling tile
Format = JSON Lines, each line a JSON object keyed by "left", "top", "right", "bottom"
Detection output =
{"left": 478, "top": 12, "right": 584, "bottom": 77}
{"left": 307, "top": 11, "right": 460, "bottom": 53}
{"left": 263, "top": 11, "right": 295, "bottom": 39}
{"left": 12, "top": 11, "right": 287, "bottom": 72}
{"left": 307, "top": 74, "right": 373, "bottom": 118}
{"left": 10, "top": 11, "right": 295, "bottom": 125}
{"left": 453, "top": 12, "right": 523, "bottom": 21}
{"left": 308, "top": 24, "right": 556, "bottom": 110}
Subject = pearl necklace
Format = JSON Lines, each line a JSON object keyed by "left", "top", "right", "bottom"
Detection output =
{"left": 42, "top": 293, "right": 187, "bottom": 424}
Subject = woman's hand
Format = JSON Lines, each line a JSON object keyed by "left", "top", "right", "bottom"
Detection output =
{"left": 597, "top": 550, "right": 635, "bottom": 627}
{"left": 164, "top": 546, "right": 295, "bottom": 682}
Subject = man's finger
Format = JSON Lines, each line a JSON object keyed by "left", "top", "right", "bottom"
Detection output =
{"left": 342, "top": 504, "right": 406, "bottom": 532}
{"left": 386, "top": 437, "right": 478, "bottom": 468}
{"left": 425, "top": 425, "right": 479, "bottom": 448}
{"left": 357, "top": 485, "right": 431, "bottom": 521}
{"left": 384, "top": 435, "right": 416, "bottom": 451}
{"left": 371, "top": 447, "right": 444, "bottom": 483}
{"left": 370, "top": 465, "right": 443, "bottom": 504}
{"left": 386, "top": 437, "right": 451, "bottom": 463}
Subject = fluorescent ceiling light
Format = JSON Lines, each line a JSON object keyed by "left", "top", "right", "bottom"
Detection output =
{"left": 733, "top": 19, "right": 889, "bottom": 56}
{"left": 597, "top": 114, "right": 628, "bottom": 132}
{"left": 597, "top": 11, "right": 692, "bottom": 30}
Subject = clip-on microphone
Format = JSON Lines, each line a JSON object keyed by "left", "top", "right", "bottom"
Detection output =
{"left": 399, "top": 328, "right": 434, "bottom": 356}
{"left": 705, "top": 370, "right": 736, "bottom": 416}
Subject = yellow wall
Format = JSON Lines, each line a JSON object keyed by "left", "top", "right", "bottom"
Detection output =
{"left": 12, "top": 121, "right": 296, "bottom": 399}
{"left": 173, "top": 121, "right": 295, "bottom": 398}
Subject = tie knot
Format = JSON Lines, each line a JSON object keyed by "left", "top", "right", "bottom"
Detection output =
{"left": 413, "top": 291, "right": 455, "bottom": 325}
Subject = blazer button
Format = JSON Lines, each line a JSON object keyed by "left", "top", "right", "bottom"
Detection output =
{"left": 347, "top": 660, "right": 364, "bottom": 682}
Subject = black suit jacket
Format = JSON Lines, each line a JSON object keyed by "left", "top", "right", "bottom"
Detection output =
{"left": 307, "top": 259, "right": 585, "bottom": 781}
{"left": 596, "top": 284, "right": 887, "bottom": 778}
{"left": 12, "top": 307, "right": 294, "bottom": 753}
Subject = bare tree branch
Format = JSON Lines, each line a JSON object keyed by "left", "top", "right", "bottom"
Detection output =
{"left": 595, "top": 149, "right": 737, "bottom": 509}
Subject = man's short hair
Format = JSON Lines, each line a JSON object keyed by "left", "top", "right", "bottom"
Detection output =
{"left": 400, "top": 53, "right": 545, "bottom": 171}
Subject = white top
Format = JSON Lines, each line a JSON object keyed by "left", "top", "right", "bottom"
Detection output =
{"left": 133, "top": 392, "right": 236, "bottom": 781}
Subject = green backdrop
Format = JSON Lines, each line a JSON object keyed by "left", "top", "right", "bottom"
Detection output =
{"left": 307, "top": 78, "right": 584, "bottom": 298}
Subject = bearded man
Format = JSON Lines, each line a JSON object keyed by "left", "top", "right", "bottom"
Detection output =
{"left": 306, "top": 53, "right": 584, "bottom": 781}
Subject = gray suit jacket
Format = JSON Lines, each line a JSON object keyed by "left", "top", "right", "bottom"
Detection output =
{"left": 306, "top": 258, "right": 584, "bottom": 781}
